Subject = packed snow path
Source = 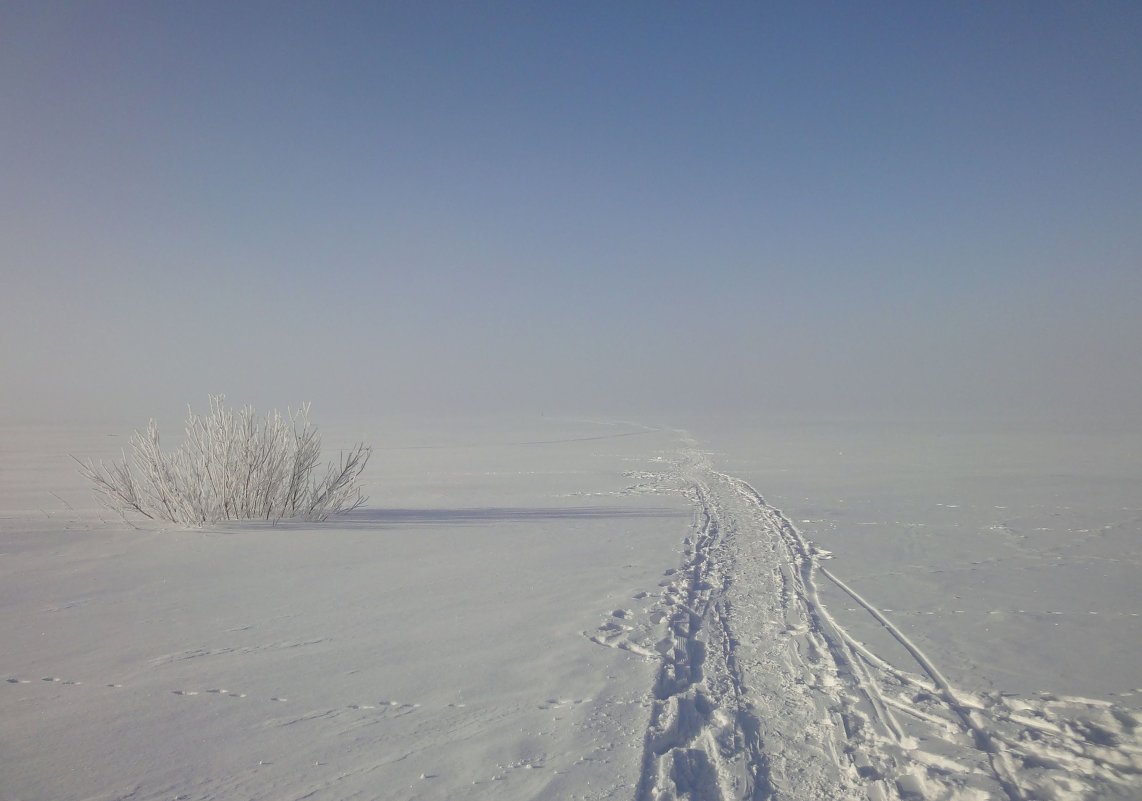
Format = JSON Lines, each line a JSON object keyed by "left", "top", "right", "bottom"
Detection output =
{"left": 588, "top": 448, "right": 1142, "bottom": 801}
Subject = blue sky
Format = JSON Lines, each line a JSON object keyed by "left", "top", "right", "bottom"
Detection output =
{"left": 3, "top": 2, "right": 1140, "bottom": 423}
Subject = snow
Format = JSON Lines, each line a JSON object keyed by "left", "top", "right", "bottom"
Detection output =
{"left": 2, "top": 417, "right": 1140, "bottom": 800}
{"left": 692, "top": 418, "right": 1142, "bottom": 702}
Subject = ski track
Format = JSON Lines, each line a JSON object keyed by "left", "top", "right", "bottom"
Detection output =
{"left": 587, "top": 447, "right": 1142, "bottom": 801}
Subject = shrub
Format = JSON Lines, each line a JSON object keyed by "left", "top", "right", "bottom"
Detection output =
{"left": 77, "top": 396, "right": 371, "bottom": 524}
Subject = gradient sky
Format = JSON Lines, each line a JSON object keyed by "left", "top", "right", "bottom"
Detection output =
{"left": 3, "top": 2, "right": 1140, "bottom": 424}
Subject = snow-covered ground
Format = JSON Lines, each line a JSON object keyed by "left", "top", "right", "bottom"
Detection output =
{"left": 2, "top": 417, "right": 1139, "bottom": 800}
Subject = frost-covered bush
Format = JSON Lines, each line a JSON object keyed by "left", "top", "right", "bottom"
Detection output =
{"left": 77, "top": 396, "right": 370, "bottom": 524}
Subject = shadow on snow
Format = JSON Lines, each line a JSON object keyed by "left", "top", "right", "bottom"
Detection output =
{"left": 340, "top": 506, "right": 686, "bottom": 526}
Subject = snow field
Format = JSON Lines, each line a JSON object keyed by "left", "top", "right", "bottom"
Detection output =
{"left": 3, "top": 418, "right": 1140, "bottom": 800}
{"left": 580, "top": 434, "right": 1142, "bottom": 800}
{"left": 0, "top": 420, "right": 689, "bottom": 800}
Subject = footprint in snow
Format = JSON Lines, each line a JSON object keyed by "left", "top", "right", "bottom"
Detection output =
{"left": 8, "top": 675, "right": 96, "bottom": 687}
{"left": 539, "top": 698, "right": 592, "bottom": 710}
{"left": 173, "top": 689, "right": 246, "bottom": 698}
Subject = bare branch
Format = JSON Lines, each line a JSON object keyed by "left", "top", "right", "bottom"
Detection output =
{"left": 73, "top": 396, "right": 371, "bottom": 526}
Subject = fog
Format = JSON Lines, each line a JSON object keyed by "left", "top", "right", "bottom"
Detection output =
{"left": 3, "top": 4, "right": 1140, "bottom": 426}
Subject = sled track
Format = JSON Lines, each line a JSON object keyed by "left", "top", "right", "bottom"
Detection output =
{"left": 598, "top": 448, "right": 1142, "bottom": 801}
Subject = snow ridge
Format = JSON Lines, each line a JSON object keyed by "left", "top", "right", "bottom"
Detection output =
{"left": 591, "top": 447, "right": 1142, "bottom": 801}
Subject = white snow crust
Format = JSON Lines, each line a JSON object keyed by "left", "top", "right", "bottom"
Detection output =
{"left": 2, "top": 418, "right": 1139, "bottom": 800}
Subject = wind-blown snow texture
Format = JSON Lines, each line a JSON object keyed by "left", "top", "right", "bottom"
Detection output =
{"left": 2, "top": 419, "right": 1140, "bottom": 800}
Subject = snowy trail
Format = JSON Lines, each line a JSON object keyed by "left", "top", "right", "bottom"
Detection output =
{"left": 587, "top": 447, "right": 1142, "bottom": 801}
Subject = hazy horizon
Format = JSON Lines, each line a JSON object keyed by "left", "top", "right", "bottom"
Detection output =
{"left": 4, "top": 3, "right": 1140, "bottom": 425}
